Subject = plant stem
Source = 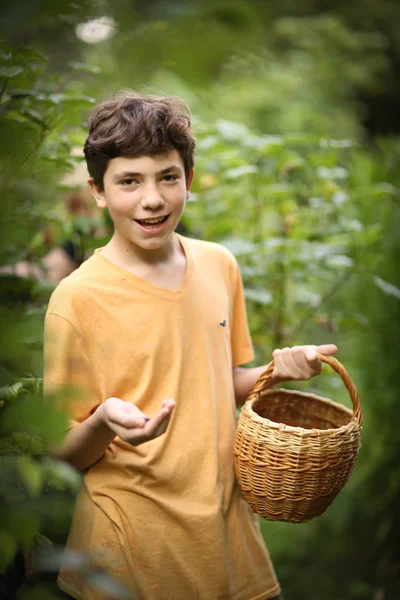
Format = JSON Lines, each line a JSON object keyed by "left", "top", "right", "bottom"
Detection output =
{"left": 273, "top": 212, "right": 288, "bottom": 348}
{"left": 293, "top": 269, "right": 353, "bottom": 338}
{"left": 0, "top": 77, "right": 9, "bottom": 103}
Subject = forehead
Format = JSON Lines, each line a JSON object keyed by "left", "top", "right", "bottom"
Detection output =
{"left": 105, "top": 150, "right": 185, "bottom": 178}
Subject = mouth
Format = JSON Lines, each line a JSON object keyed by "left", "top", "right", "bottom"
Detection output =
{"left": 134, "top": 214, "right": 170, "bottom": 233}
{"left": 135, "top": 215, "right": 169, "bottom": 226}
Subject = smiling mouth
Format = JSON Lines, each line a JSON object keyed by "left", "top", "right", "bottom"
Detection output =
{"left": 135, "top": 215, "right": 169, "bottom": 226}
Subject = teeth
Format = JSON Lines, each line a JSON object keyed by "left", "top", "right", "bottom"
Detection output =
{"left": 141, "top": 216, "right": 166, "bottom": 224}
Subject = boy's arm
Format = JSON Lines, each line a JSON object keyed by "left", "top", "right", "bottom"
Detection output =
{"left": 45, "top": 311, "right": 175, "bottom": 472}
{"left": 51, "top": 397, "right": 175, "bottom": 472}
{"left": 232, "top": 344, "right": 338, "bottom": 406}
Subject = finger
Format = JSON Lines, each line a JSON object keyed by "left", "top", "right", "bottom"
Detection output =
{"left": 117, "top": 407, "right": 172, "bottom": 445}
{"left": 273, "top": 347, "right": 302, "bottom": 380}
{"left": 282, "top": 347, "right": 304, "bottom": 379}
{"left": 161, "top": 398, "right": 176, "bottom": 410}
{"left": 272, "top": 348, "right": 287, "bottom": 379}
{"left": 145, "top": 405, "right": 174, "bottom": 437}
{"left": 316, "top": 344, "right": 338, "bottom": 356}
{"left": 126, "top": 408, "right": 173, "bottom": 445}
{"left": 303, "top": 345, "right": 319, "bottom": 364}
{"left": 303, "top": 346, "right": 321, "bottom": 378}
{"left": 285, "top": 346, "right": 318, "bottom": 379}
{"left": 117, "top": 400, "right": 175, "bottom": 440}
{"left": 271, "top": 347, "right": 284, "bottom": 379}
{"left": 152, "top": 412, "right": 173, "bottom": 438}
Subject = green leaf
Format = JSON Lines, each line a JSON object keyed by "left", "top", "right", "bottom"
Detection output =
{"left": 338, "top": 216, "right": 363, "bottom": 232}
{"left": 0, "top": 508, "right": 40, "bottom": 547}
{"left": 263, "top": 237, "right": 288, "bottom": 251}
{"left": 197, "top": 135, "right": 219, "bottom": 151}
{"left": 2, "top": 395, "right": 68, "bottom": 445}
{"left": 30, "top": 435, "right": 47, "bottom": 456}
{"left": 372, "top": 182, "right": 396, "bottom": 196}
{"left": 374, "top": 276, "right": 400, "bottom": 300}
{"left": 43, "top": 457, "right": 81, "bottom": 491}
{"left": 22, "top": 108, "right": 45, "bottom": 126}
{"left": 325, "top": 255, "right": 354, "bottom": 268}
{"left": 12, "top": 432, "right": 32, "bottom": 453}
{"left": 47, "top": 93, "right": 67, "bottom": 104}
{"left": 294, "top": 287, "right": 322, "bottom": 307}
{"left": 48, "top": 93, "right": 95, "bottom": 106}
{"left": 245, "top": 288, "right": 272, "bottom": 305}
{"left": 0, "top": 530, "right": 17, "bottom": 574}
{"left": 216, "top": 119, "right": 249, "bottom": 141}
{"left": 0, "top": 382, "right": 24, "bottom": 401}
{"left": 10, "top": 89, "right": 39, "bottom": 99}
{"left": 68, "top": 61, "right": 101, "bottom": 74}
{"left": 12, "top": 45, "right": 47, "bottom": 66}
{"left": 263, "top": 184, "right": 291, "bottom": 197}
{"left": 17, "top": 582, "right": 62, "bottom": 600}
{"left": 224, "top": 165, "right": 258, "bottom": 179}
{"left": 279, "top": 152, "right": 305, "bottom": 174}
{"left": 317, "top": 166, "right": 348, "bottom": 179}
{"left": 0, "top": 65, "right": 24, "bottom": 78}
{"left": 63, "top": 94, "right": 96, "bottom": 105}
{"left": 3, "top": 109, "right": 29, "bottom": 124}
{"left": 220, "top": 237, "right": 256, "bottom": 255}
{"left": 20, "top": 377, "right": 43, "bottom": 396}
{"left": 244, "top": 134, "right": 284, "bottom": 152}
{"left": 17, "top": 456, "right": 44, "bottom": 497}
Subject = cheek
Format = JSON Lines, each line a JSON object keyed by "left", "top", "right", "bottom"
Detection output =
{"left": 170, "top": 184, "right": 187, "bottom": 203}
{"left": 108, "top": 194, "right": 136, "bottom": 216}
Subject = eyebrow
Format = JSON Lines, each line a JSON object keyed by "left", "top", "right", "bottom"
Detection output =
{"left": 113, "top": 165, "right": 183, "bottom": 182}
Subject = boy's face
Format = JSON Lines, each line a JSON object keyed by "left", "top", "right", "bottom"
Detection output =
{"left": 89, "top": 150, "right": 193, "bottom": 253}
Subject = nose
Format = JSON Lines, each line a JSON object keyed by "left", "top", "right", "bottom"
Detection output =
{"left": 140, "top": 183, "right": 165, "bottom": 210}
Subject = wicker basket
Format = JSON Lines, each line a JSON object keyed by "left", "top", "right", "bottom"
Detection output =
{"left": 234, "top": 353, "right": 362, "bottom": 523}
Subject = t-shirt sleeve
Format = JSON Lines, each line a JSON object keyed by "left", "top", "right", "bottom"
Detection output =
{"left": 44, "top": 311, "right": 101, "bottom": 428}
{"left": 230, "top": 260, "right": 254, "bottom": 367}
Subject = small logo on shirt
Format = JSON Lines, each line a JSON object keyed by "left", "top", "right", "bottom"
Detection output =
{"left": 219, "top": 320, "right": 227, "bottom": 327}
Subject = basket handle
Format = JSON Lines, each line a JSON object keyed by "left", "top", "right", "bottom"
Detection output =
{"left": 247, "top": 353, "right": 362, "bottom": 425}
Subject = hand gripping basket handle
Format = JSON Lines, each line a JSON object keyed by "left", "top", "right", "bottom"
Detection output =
{"left": 247, "top": 353, "right": 363, "bottom": 426}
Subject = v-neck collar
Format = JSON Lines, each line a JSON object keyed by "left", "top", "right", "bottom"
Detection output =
{"left": 92, "top": 234, "right": 193, "bottom": 300}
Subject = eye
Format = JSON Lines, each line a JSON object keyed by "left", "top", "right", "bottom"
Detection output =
{"left": 162, "top": 174, "right": 178, "bottom": 183}
{"left": 121, "top": 179, "right": 138, "bottom": 186}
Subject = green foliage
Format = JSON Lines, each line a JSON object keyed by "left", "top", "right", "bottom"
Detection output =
{"left": 0, "top": 530, "right": 18, "bottom": 575}
{"left": 0, "top": 41, "right": 94, "bottom": 269}
{"left": 0, "top": 41, "right": 93, "bottom": 589}
{"left": 188, "top": 123, "right": 361, "bottom": 366}
{"left": 0, "top": 375, "right": 76, "bottom": 575}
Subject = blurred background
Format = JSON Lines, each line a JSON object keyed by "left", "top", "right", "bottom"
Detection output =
{"left": 0, "top": 1, "right": 399, "bottom": 599}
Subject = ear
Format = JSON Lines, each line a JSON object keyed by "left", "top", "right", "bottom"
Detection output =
{"left": 186, "top": 169, "right": 194, "bottom": 199}
{"left": 88, "top": 178, "right": 107, "bottom": 208}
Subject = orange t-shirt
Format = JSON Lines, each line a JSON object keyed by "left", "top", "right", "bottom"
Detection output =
{"left": 44, "top": 234, "right": 280, "bottom": 600}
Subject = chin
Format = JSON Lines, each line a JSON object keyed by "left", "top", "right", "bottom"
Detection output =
{"left": 135, "top": 236, "right": 169, "bottom": 250}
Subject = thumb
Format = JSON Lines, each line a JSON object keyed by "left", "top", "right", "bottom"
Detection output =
{"left": 316, "top": 344, "right": 338, "bottom": 356}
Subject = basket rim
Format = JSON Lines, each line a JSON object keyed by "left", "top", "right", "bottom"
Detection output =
{"left": 244, "top": 387, "right": 360, "bottom": 436}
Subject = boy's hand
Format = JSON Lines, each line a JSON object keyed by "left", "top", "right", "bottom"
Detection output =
{"left": 271, "top": 344, "right": 338, "bottom": 383}
{"left": 100, "top": 397, "right": 175, "bottom": 446}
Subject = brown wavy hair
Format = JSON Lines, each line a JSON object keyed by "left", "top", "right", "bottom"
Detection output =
{"left": 84, "top": 90, "right": 196, "bottom": 189}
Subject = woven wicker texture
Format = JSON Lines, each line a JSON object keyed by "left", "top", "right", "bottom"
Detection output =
{"left": 234, "top": 354, "right": 362, "bottom": 523}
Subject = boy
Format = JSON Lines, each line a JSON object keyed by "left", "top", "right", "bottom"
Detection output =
{"left": 44, "top": 91, "right": 337, "bottom": 600}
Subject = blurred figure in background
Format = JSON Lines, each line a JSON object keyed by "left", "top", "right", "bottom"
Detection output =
{"left": 0, "top": 189, "right": 106, "bottom": 283}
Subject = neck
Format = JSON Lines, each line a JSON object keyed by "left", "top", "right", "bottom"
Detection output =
{"left": 102, "top": 231, "right": 181, "bottom": 268}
